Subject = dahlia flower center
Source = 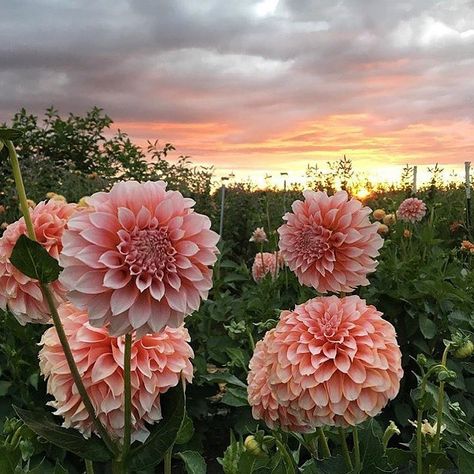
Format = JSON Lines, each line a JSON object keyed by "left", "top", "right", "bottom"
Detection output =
{"left": 296, "top": 225, "right": 332, "bottom": 260}
{"left": 119, "top": 227, "right": 176, "bottom": 279}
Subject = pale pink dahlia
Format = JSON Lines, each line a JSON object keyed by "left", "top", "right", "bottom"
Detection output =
{"left": 247, "top": 295, "right": 403, "bottom": 431}
{"left": 396, "top": 198, "right": 427, "bottom": 223}
{"left": 252, "top": 252, "right": 282, "bottom": 282}
{"left": 39, "top": 302, "right": 193, "bottom": 442}
{"left": 0, "top": 200, "right": 76, "bottom": 325}
{"left": 59, "top": 181, "right": 219, "bottom": 336}
{"left": 278, "top": 191, "right": 383, "bottom": 293}
{"left": 250, "top": 227, "right": 268, "bottom": 243}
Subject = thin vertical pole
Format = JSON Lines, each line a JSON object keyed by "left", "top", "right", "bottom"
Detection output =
{"left": 283, "top": 179, "right": 287, "bottom": 213}
{"left": 412, "top": 166, "right": 418, "bottom": 195}
{"left": 219, "top": 184, "right": 226, "bottom": 238}
{"left": 466, "top": 161, "right": 471, "bottom": 229}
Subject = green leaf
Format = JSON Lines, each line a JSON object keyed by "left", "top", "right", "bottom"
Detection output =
{"left": 425, "top": 452, "right": 453, "bottom": 470}
{"left": 458, "top": 443, "right": 474, "bottom": 474}
{"left": 0, "top": 128, "right": 22, "bottom": 141}
{"left": 222, "top": 386, "right": 249, "bottom": 407}
{"left": 10, "top": 235, "right": 62, "bottom": 283}
{"left": 419, "top": 315, "right": 437, "bottom": 339}
{"left": 313, "top": 454, "right": 347, "bottom": 474}
{"left": 176, "top": 451, "right": 207, "bottom": 474}
{"left": 0, "top": 445, "right": 21, "bottom": 474}
{"left": 201, "top": 372, "right": 247, "bottom": 389}
{"left": 0, "top": 380, "right": 12, "bottom": 396}
{"left": 176, "top": 413, "right": 194, "bottom": 445}
{"left": 129, "top": 381, "right": 186, "bottom": 470}
{"left": 13, "top": 406, "right": 112, "bottom": 462}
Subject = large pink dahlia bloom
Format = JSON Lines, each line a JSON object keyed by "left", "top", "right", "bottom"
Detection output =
{"left": 0, "top": 200, "right": 76, "bottom": 325}
{"left": 247, "top": 295, "right": 403, "bottom": 431}
{"left": 39, "top": 302, "right": 193, "bottom": 442}
{"left": 396, "top": 198, "right": 427, "bottom": 223}
{"left": 278, "top": 191, "right": 383, "bottom": 293}
{"left": 60, "top": 181, "right": 219, "bottom": 336}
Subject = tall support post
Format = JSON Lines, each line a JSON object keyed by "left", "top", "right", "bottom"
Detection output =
{"left": 466, "top": 162, "right": 471, "bottom": 229}
{"left": 219, "top": 177, "right": 228, "bottom": 238}
{"left": 412, "top": 165, "right": 418, "bottom": 195}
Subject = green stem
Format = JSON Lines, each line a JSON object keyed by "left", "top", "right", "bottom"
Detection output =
{"left": 416, "top": 406, "right": 423, "bottom": 474}
{"left": 433, "top": 345, "right": 450, "bottom": 453}
{"left": 317, "top": 427, "right": 331, "bottom": 458}
{"left": 6, "top": 140, "right": 117, "bottom": 456}
{"left": 164, "top": 447, "right": 173, "bottom": 474}
{"left": 274, "top": 433, "right": 295, "bottom": 474}
{"left": 353, "top": 426, "right": 361, "bottom": 470}
{"left": 122, "top": 333, "right": 133, "bottom": 461}
{"left": 246, "top": 327, "right": 255, "bottom": 351}
{"left": 338, "top": 428, "right": 353, "bottom": 470}
{"left": 6, "top": 140, "right": 35, "bottom": 237}
{"left": 85, "top": 460, "right": 95, "bottom": 474}
{"left": 111, "top": 460, "right": 125, "bottom": 474}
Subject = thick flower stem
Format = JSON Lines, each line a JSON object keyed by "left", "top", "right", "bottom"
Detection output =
{"left": 122, "top": 333, "right": 133, "bottom": 461}
{"left": 353, "top": 426, "right": 361, "bottom": 470}
{"left": 7, "top": 139, "right": 117, "bottom": 457}
{"left": 85, "top": 460, "right": 95, "bottom": 474}
{"left": 338, "top": 428, "right": 353, "bottom": 471}
{"left": 416, "top": 406, "right": 423, "bottom": 474}
{"left": 164, "top": 447, "right": 173, "bottom": 474}
{"left": 433, "top": 346, "right": 449, "bottom": 452}
{"left": 317, "top": 427, "right": 331, "bottom": 458}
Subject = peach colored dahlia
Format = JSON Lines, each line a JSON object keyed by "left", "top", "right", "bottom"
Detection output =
{"left": 59, "top": 181, "right": 219, "bottom": 336}
{"left": 252, "top": 252, "right": 283, "bottom": 282}
{"left": 0, "top": 200, "right": 76, "bottom": 325}
{"left": 249, "top": 227, "right": 268, "bottom": 243}
{"left": 247, "top": 295, "right": 403, "bottom": 431}
{"left": 278, "top": 191, "right": 383, "bottom": 293}
{"left": 39, "top": 302, "right": 193, "bottom": 442}
{"left": 396, "top": 198, "right": 427, "bottom": 223}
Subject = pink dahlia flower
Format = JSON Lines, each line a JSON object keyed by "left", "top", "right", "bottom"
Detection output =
{"left": 39, "top": 302, "right": 193, "bottom": 442}
{"left": 252, "top": 252, "right": 283, "bottom": 282}
{"left": 396, "top": 198, "right": 427, "bottom": 223}
{"left": 250, "top": 227, "right": 268, "bottom": 243}
{"left": 0, "top": 200, "right": 76, "bottom": 325}
{"left": 278, "top": 191, "right": 383, "bottom": 293}
{"left": 59, "top": 181, "right": 219, "bottom": 337}
{"left": 247, "top": 295, "right": 403, "bottom": 431}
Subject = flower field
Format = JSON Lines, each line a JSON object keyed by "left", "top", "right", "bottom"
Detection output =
{"left": 1, "top": 111, "right": 474, "bottom": 473}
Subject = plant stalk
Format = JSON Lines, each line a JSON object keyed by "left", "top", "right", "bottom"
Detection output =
{"left": 317, "top": 427, "right": 331, "bottom": 458}
{"left": 433, "top": 345, "right": 450, "bottom": 453}
{"left": 85, "top": 460, "right": 95, "bottom": 474}
{"left": 339, "top": 428, "right": 353, "bottom": 470}
{"left": 7, "top": 139, "right": 117, "bottom": 456}
{"left": 164, "top": 447, "right": 173, "bottom": 474}
{"left": 353, "top": 426, "right": 361, "bottom": 470}
{"left": 122, "top": 333, "right": 133, "bottom": 461}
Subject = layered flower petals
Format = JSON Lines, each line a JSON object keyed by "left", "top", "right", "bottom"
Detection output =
{"left": 396, "top": 198, "right": 427, "bottom": 223}
{"left": 247, "top": 295, "right": 403, "bottom": 431}
{"left": 59, "top": 181, "right": 219, "bottom": 336}
{"left": 39, "top": 302, "right": 193, "bottom": 442}
{"left": 0, "top": 200, "right": 76, "bottom": 324}
{"left": 278, "top": 191, "right": 383, "bottom": 293}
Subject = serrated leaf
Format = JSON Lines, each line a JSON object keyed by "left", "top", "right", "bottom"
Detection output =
{"left": 0, "top": 128, "right": 22, "bottom": 141}
{"left": 129, "top": 381, "right": 186, "bottom": 470}
{"left": 177, "top": 451, "right": 207, "bottom": 474}
{"left": 13, "top": 406, "right": 112, "bottom": 462}
{"left": 10, "top": 235, "right": 62, "bottom": 283}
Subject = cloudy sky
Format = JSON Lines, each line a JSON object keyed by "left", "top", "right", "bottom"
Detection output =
{"left": 1, "top": 0, "right": 474, "bottom": 184}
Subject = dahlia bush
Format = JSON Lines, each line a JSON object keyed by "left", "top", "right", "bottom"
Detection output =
{"left": 248, "top": 295, "right": 403, "bottom": 431}
{"left": 39, "top": 302, "right": 193, "bottom": 442}
{"left": 278, "top": 190, "right": 383, "bottom": 293}
{"left": 0, "top": 199, "right": 76, "bottom": 325}
{"left": 59, "top": 180, "right": 220, "bottom": 336}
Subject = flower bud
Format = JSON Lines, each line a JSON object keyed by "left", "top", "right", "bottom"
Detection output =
{"left": 382, "top": 420, "right": 400, "bottom": 448}
{"left": 377, "top": 223, "right": 389, "bottom": 235}
{"left": 453, "top": 340, "right": 474, "bottom": 359}
{"left": 244, "top": 435, "right": 265, "bottom": 457}
{"left": 403, "top": 229, "right": 412, "bottom": 238}
{"left": 383, "top": 213, "right": 396, "bottom": 225}
{"left": 373, "top": 209, "right": 386, "bottom": 221}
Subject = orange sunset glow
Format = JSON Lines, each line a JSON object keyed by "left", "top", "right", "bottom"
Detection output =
{"left": 2, "top": 1, "right": 474, "bottom": 186}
